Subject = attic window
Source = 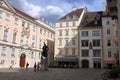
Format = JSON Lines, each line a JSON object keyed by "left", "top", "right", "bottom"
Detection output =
{"left": 66, "top": 16, "right": 70, "bottom": 20}
{"left": 73, "top": 15, "right": 77, "bottom": 20}
{"left": 94, "top": 20, "right": 98, "bottom": 25}
{"left": 95, "top": 15, "right": 100, "bottom": 20}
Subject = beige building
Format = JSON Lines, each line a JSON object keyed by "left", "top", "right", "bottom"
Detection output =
{"left": 54, "top": 6, "right": 86, "bottom": 68}
{"left": 0, "top": 0, "right": 55, "bottom": 68}
{"left": 78, "top": 11, "right": 103, "bottom": 68}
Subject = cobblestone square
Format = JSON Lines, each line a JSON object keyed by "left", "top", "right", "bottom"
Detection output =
{"left": 0, "top": 68, "right": 108, "bottom": 80}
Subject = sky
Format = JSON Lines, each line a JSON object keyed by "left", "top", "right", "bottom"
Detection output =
{"left": 8, "top": 0, "right": 106, "bottom": 25}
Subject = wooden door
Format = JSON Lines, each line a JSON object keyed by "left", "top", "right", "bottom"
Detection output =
{"left": 20, "top": 54, "right": 26, "bottom": 67}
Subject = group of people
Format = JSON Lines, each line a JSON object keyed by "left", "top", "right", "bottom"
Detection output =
{"left": 34, "top": 62, "right": 40, "bottom": 72}
{"left": 25, "top": 62, "right": 40, "bottom": 72}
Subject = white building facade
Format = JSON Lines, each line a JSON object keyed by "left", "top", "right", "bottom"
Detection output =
{"left": 0, "top": 0, "right": 55, "bottom": 68}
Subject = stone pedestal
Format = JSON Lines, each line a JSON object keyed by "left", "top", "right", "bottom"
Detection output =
{"left": 41, "top": 56, "right": 48, "bottom": 71}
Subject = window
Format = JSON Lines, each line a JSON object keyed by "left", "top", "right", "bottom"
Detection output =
{"left": 11, "top": 48, "right": 15, "bottom": 57}
{"left": 65, "top": 49, "right": 68, "bottom": 55}
{"left": 72, "top": 39, "right": 76, "bottom": 45}
{"left": 60, "top": 23, "right": 62, "bottom": 27}
{"left": 20, "top": 35, "right": 24, "bottom": 44}
{"left": 27, "top": 23, "right": 30, "bottom": 28}
{"left": 31, "top": 52, "right": 34, "bottom": 58}
{"left": 72, "top": 22, "right": 75, "bottom": 26}
{"left": 65, "top": 29, "right": 69, "bottom": 36}
{"left": 33, "top": 26, "right": 36, "bottom": 31}
{"left": 66, "top": 22, "right": 69, "bottom": 27}
{"left": 59, "top": 30, "right": 62, "bottom": 36}
{"left": 65, "top": 39, "right": 69, "bottom": 46}
{"left": 1, "top": 47, "right": 6, "bottom": 56}
{"left": 22, "top": 21, "right": 25, "bottom": 27}
{"left": 93, "top": 50, "right": 101, "bottom": 57}
{"left": 107, "top": 29, "right": 110, "bottom": 35}
{"left": 26, "top": 36, "right": 29, "bottom": 44}
{"left": 108, "top": 51, "right": 111, "bottom": 57}
{"left": 73, "top": 15, "right": 77, "bottom": 20}
{"left": 59, "top": 49, "right": 62, "bottom": 55}
{"left": 72, "top": 48, "right": 76, "bottom": 55}
{"left": 14, "top": 17, "right": 18, "bottom": 24}
{"left": 107, "top": 39, "right": 111, "bottom": 46}
{"left": 81, "top": 31, "right": 88, "bottom": 37}
{"left": 39, "top": 39, "right": 42, "bottom": 49}
{"left": 93, "top": 40, "right": 100, "bottom": 47}
{"left": 40, "top": 28, "right": 42, "bottom": 34}
{"left": 106, "top": 21, "right": 110, "bottom": 25}
{"left": 58, "top": 39, "right": 62, "bottom": 46}
{"left": 0, "top": 60, "right": 5, "bottom": 65}
{"left": 72, "top": 30, "right": 75, "bottom": 36}
{"left": 92, "top": 30, "right": 100, "bottom": 36}
{"left": 32, "top": 37, "right": 35, "bottom": 47}
{"left": 81, "top": 40, "right": 89, "bottom": 47}
{"left": 6, "top": 13, "right": 10, "bottom": 20}
{"left": 3, "top": 30, "right": 8, "bottom": 41}
{"left": 0, "top": 10, "right": 2, "bottom": 18}
{"left": 12, "top": 33, "right": 16, "bottom": 43}
{"left": 94, "top": 20, "right": 98, "bottom": 25}
{"left": 66, "top": 16, "right": 70, "bottom": 20}
{"left": 82, "top": 50, "right": 89, "bottom": 57}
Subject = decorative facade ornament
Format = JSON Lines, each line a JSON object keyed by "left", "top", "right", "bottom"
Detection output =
{"left": 21, "top": 27, "right": 30, "bottom": 36}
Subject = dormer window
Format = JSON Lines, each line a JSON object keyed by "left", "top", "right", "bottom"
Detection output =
{"left": 73, "top": 15, "right": 77, "bottom": 20}
{"left": 95, "top": 15, "right": 100, "bottom": 21}
{"left": 94, "top": 20, "right": 98, "bottom": 25}
{"left": 66, "top": 16, "right": 70, "bottom": 20}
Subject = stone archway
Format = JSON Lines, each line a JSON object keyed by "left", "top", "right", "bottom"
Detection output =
{"left": 82, "top": 60, "right": 89, "bottom": 68}
{"left": 20, "top": 54, "right": 26, "bottom": 68}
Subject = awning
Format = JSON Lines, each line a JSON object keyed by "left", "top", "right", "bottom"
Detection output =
{"left": 103, "top": 60, "right": 116, "bottom": 64}
{"left": 54, "top": 57, "right": 78, "bottom": 62}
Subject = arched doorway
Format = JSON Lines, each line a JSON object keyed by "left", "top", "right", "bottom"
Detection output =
{"left": 20, "top": 54, "right": 26, "bottom": 68}
{"left": 82, "top": 60, "right": 89, "bottom": 68}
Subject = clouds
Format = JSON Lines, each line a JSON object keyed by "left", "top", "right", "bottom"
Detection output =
{"left": 8, "top": 0, "right": 106, "bottom": 24}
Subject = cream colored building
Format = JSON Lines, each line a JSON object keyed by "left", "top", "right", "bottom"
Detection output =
{"left": 54, "top": 6, "right": 86, "bottom": 68}
{"left": 0, "top": 0, "right": 55, "bottom": 68}
{"left": 78, "top": 12, "right": 103, "bottom": 68}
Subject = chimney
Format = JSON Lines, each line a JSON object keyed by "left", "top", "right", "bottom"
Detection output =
{"left": 72, "top": 4, "right": 77, "bottom": 11}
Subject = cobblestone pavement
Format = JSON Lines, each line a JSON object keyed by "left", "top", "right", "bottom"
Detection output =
{"left": 0, "top": 68, "right": 119, "bottom": 80}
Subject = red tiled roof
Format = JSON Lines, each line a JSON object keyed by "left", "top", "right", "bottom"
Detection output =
{"left": 13, "top": 7, "right": 35, "bottom": 20}
{"left": 58, "top": 8, "right": 83, "bottom": 21}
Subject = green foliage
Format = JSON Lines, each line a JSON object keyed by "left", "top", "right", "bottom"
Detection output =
{"left": 109, "top": 67, "right": 120, "bottom": 79}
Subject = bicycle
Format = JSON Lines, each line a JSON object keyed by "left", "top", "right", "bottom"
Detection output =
{"left": 101, "top": 71, "right": 110, "bottom": 80}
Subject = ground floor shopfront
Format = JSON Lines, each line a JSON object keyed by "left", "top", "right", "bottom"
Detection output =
{"left": 54, "top": 56, "right": 79, "bottom": 68}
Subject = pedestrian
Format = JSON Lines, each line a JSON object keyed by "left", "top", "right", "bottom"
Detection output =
{"left": 34, "top": 62, "right": 37, "bottom": 72}
{"left": 26, "top": 62, "right": 29, "bottom": 71}
{"left": 37, "top": 63, "right": 40, "bottom": 72}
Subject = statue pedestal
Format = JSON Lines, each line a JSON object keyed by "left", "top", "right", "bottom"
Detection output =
{"left": 41, "top": 56, "right": 48, "bottom": 71}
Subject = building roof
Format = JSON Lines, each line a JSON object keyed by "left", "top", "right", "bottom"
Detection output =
{"left": 58, "top": 8, "right": 83, "bottom": 21}
{"left": 79, "top": 11, "right": 103, "bottom": 27}
{"left": 13, "top": 7, "right": 35, "bottom": 20}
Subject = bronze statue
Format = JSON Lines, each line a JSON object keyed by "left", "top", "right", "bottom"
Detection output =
{"left": 42, "top": 43, "right": 49, "bottom": 57}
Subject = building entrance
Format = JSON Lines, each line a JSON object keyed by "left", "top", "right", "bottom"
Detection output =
{"left": 20, "top": 54, "right": 26, "bottom": 68}
{"left": 93, "top": 61, "right": 101, "bottom": 68}
{"left": 82, "top": 60, "right": 89, "bottom": 68}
